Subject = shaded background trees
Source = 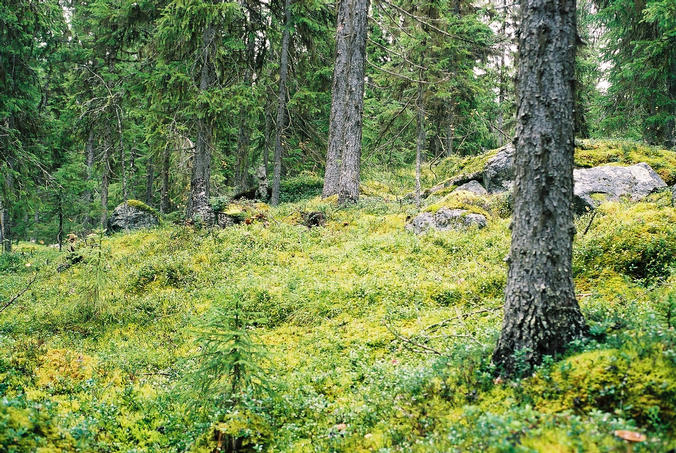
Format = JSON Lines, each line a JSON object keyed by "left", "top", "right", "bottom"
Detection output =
{"left": 1, "top": 0, "right": 673, "bottom": 244}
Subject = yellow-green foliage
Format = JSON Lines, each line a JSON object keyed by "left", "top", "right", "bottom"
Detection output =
{"left": 574, "top": 202, "right": 676, "bottom": 282}
{"left": 0, "top": 153, "right": 674, "bottom": 452}
{"left": 528, "top": 347, "right": 676, "bottom": 426}
{"left": 425, "top": 191, "right": 511, "bottom": 219}
{"left": 126, "top": 199, "right": 159, "bottom": 217}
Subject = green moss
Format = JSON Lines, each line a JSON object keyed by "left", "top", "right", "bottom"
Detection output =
{"left": 574, "top": 139, "right": 676, "bottom": 184}
{"left": 574, "top": 202, "right": 676, "bottom": 282}
{"left": 528, "top": 347, "right": 676, "bottom": 427}
{"left": 126, "top": 199, "right": 159, "bottom": 217}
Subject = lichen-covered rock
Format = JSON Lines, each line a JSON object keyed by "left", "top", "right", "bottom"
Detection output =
{"left": 482, "top": 144, "right": 515, "bottom": 193}
{"left": 107, "top": 201, "right": 159, "bottom": 233}
{"left": 452, "top": 180, "right": 488, "bottom": 195}
{"left": 573, "top": 162, "right": 667, "bottom": 213}
{"left": 406, "top": 207, "right": 487, "bottom": 234}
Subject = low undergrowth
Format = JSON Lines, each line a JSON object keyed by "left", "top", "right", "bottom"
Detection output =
{"left": 1, "top": 140, "right": 674, "bottom": 452}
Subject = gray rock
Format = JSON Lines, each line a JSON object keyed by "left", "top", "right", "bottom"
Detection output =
{"left": 406, "top": 207, "right": 487, "bottom": 234}
{"left": 453, "top": 180, "right": 488, "bottom": 195}
{"left": 107, "top": 202, "right": 159, "bottom": 233}
{"left": 482, "top": 144, "right": 515, "bottom": 193}
{"left": 573, "top": 162, "right": 667, "bottom": 213}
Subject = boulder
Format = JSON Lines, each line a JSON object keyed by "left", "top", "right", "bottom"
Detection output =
{"left": 573, "top": 163, "right": 667, "bottom": 213}
{"left": 482, "top": 144, "right": 515, "bottom": 193}
{"left": 406, "top": 207, "right": 487, "bottom": 234}
{"left": 107, "top": 201, "right": 159, "bottom": 233}
{"left": 453, "top": 180, "right": 488, "bottom": 195}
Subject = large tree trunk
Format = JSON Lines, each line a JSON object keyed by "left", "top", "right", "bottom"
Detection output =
{"left": 189, "top": 25, "right": 216, "bottom": 224}
{"left": 271, "top": 0, "right": 291, "bottom": 206}
{"left": 322, "top": 0, "right": 352, "bottom": 198}
{"left": 160, "top": 144, "right": 171, "bottom": 213}
{"left": 337, "top": 0, "right": 370, "bottom": 205}
{"left": 492, "top": 0, "right": 586, "bottom": 376}
{"left": 101, "top": 134, "right": 111, "bottom": 228}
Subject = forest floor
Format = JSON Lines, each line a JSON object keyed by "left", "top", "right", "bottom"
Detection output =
{"left": 1, "top": 139, "right": 675, "bottom": 452}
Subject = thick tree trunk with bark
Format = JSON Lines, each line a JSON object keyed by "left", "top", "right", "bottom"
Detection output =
{"left": 101, "top": 135, "right": 111, "bottom": 228}
{"left": 271, "top": 0, "right": 291, "bottom": 206}
{"left": 492, "top": 0, "right": 586, "bottom": 376}
{"left": 337, "top": 0, "right": 370, "bottom": 205}
{"left": 322, "top": 0, "right": 352, "bottom": 198}
{"left": 189, "top": 25, "right": 216, "bottom": 224}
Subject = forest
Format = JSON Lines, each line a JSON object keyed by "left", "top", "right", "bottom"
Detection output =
{"left": 1, "top": 0, "right": 675, "bottom": 451}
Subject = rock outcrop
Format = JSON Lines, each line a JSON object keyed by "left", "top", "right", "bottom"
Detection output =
{"left": 107, "top": 201, "right": 159, "bottom": 233}
{"left": 406, "top": 207, "right": 487, "bottom": 234}
{"left": 482, "top": 144, "right": 515, "bottom": 193}
{"left": 452, "top": 180, "right": 488, "bottom": 195}
{"left": 573, "top": 162, "right": 667, "bottom": 213}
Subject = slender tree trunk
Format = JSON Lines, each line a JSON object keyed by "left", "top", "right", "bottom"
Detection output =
{"left": 30, "top": 212, "right": 38, "bottom": 243}
{"left": 666, "top": 51, "right": 676, "bottom": 150}
{"left": 0, "top": 200, "right": 9, "bottom": 253}
{"left": 115, "top": 109, "right": 127, "bottom": 201}
{"left": 235, "top": 29, "right": 256, "bottom": 191}
{"left": 189, "top": 25, "right": 216, "bottom": 223}
{"left": 492, "top": 0, "right": 586, "bottom": 376}
{"left": 445, "top": 104, "right": 454, "bottom": 157}
{"left": 57, "top": 192, "right": 63, "bottom": 252}
{"left": 415, "top": 75, "right": 425, "bottom": 209}
{"left": 337, "top": 0, "right": 370, "bottom": 205}
{"left": 496, "top": 0, "right": 507, "bottom": 147}
{"left": 84, "top": 129, "right": 95, "bottom": 227}
{"left": 323, "top": 0, "right": 352, "bottom": 198}
{"left": 101, "top": 134, "right": 111, "bottom": 228}
{"left": 145, "top": 154, "right": 154, "bottom": 205}
{"left": 271, "top": 0, "right": 291, "bottom": 206}
{"left": 263, "top": 107, "right": 271, "bottom": 176}
{"left": 160, "top": 144, "right": 171, "bottom": 213}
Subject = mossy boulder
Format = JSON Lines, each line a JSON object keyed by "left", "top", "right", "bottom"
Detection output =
{"left": 107, "top": 200, "right": 159, "bottom": 233}
{"left": 573, "top": 162, "right": 667, "bottom": 214}
{"left": 406, "top": 208, "right": 487, "bottom": 234}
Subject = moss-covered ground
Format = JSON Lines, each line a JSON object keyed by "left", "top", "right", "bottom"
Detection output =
{"left": 1, "top": 140, "right": 675, "bottom": 452}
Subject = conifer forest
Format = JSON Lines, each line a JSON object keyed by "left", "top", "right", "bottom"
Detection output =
{"left": 1, "top": 0, "right": 675, "bottom": 451}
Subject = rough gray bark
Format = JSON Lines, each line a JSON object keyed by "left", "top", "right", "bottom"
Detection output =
{"left": 322, "top": 0, "right": 352, "bottom": 198}
{"left": 189, "top": 25, "right": 216, "bottom": 224}
{"left": 492, "top": 0, "right": 586, "bottom": 376}
{"left": 497, "top": 1, "right": 506, "bottom": 147}
{"left": 337, "top": 0, "right": 370, "bottom": 205}
{"left": 271, "top": 0, "right": 291, "bottom": 206}
{"left": 101, "top": 134, "right": 111, "bottom": 228}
